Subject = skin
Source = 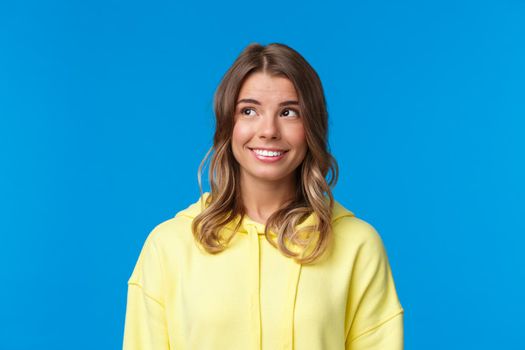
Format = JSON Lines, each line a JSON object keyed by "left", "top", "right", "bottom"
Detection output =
{"left": 231, "top": 72, "right": 308, "bottom": 224}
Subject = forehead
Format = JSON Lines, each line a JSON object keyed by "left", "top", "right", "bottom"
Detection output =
{"left": 237, "top": 72, "right": 298, "bottom": 100}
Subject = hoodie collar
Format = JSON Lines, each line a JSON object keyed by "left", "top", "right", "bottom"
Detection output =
{"left": 178, "top": 192, "right": 354, "bottom": 235}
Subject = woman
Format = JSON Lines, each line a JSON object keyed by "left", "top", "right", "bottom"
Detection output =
{"left": 123, "top": 42, "right": 404, "bottom": 349}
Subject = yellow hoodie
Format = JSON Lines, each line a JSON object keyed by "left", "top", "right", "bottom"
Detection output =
{"left": 122, "top": 193, "right": 404, "bottom": 349}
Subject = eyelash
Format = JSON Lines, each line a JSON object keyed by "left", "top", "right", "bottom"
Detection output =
{"left": 240, "top": 107, "right": 300, "bottom": 118}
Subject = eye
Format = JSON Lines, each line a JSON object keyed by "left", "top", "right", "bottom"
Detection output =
{"left": 281, "top": 108, "right": 299, "bottom": 118}
{"left": 240, "top": 107, "right": 257, "bottom": 117}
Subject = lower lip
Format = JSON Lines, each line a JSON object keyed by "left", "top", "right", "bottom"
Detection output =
{"left": 250, "top": 149, "right": 287, "bottom": 163}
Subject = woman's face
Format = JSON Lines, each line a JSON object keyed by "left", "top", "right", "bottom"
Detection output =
{"left": 231, "top": 72, "right": 308, "bottom": 186}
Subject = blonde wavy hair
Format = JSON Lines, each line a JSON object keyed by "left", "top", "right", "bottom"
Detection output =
{"left": 191, "top": 42, "right": 338, "bottom": 264}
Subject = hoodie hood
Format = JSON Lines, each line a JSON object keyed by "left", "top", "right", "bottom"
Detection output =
{"left": 177, "top": 192, "right": 355, "bottom": 349}
{"left": 178, "top": 192, "right": 355, "bottom": 234}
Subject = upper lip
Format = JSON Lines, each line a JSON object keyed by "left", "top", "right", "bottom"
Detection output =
{"left": 249, "top": 147, "right": 289, "bottom": 152}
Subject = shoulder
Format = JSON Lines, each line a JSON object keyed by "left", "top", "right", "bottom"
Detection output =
{"left": 330, "top": 200, "right": 389, "bottom": 262}
{"left": 332, "top": 200, "right": 383, "bottom": 244}
{"left": 141, "top": 203, "right": 199, "bottom": 255}
{"left": 146, "top": 215, "right": 191, "bottom": 241}
{"left": 333, "top": 216, "right": 383, "bottom": 244}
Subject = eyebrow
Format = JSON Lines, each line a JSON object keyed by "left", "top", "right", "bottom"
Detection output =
{"left": 236, "top": 98, "right": 299, "bottom": 107}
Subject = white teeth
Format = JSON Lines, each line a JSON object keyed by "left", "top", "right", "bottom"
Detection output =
{"left": 253, "top": 149, "right": 283, "bottom": 157}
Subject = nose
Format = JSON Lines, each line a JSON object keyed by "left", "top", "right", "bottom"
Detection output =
{"left": 257, "top": 115, "right": 281, "bottom": 140}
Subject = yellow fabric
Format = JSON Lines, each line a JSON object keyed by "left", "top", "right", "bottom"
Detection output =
{"left": 123, "top": 193, "right": 404, "bottom": 349}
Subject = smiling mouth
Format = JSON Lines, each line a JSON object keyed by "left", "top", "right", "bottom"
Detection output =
{"left": 248, "top": 148, "right": 289, "bottom": 157}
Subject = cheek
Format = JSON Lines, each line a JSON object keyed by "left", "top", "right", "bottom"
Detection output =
{"left": 288, "top": 125, "right": 307, "bottom": 150}
{"left": 232, "top": 122, "right": 252, "bottom": 151}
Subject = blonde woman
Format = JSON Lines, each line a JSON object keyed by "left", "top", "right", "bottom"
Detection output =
{"left": 123, "top": 42, "right": 404, "bottom": 349}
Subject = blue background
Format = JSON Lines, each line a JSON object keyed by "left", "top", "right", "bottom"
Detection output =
{"left": 1, "top": 0, "right": 524, "bottom": 349}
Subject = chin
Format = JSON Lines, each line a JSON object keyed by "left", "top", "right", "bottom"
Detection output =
{"left": 251, "top": 170, "right": 296, "bottom": 183}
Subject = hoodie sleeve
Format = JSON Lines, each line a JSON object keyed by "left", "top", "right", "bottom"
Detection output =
{"left": 345, "top": 221, "right": 404, "bottom": 350}
{"left": 123, "top": 230, "right": 170, "bottom": 350}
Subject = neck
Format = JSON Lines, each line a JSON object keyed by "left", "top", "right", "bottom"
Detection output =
{"left": 239, "top": 172, "right": 297, "bottom": 225}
